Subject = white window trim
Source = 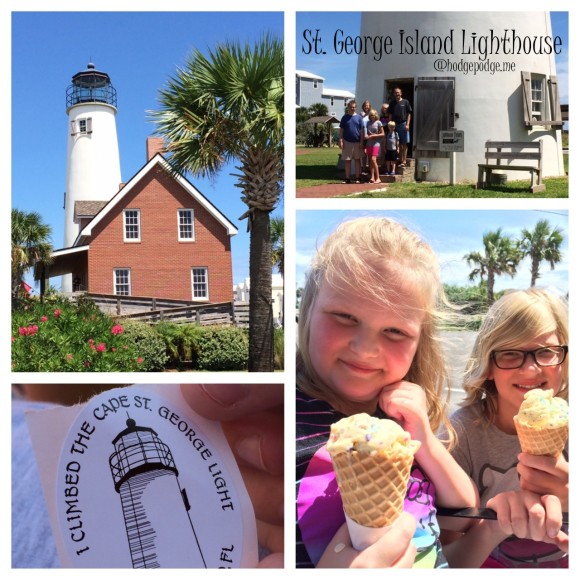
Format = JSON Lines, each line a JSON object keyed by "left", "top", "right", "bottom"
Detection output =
{"left": 521, "top": 71, "right": 562, "bottom": 128}
{"left": 191, "top": 267, "right": 209, "bottom": 301}
{"left": 123, "top": 209, "right": 141, "bottom": 242}
{"left": 177, "top": 208, "right": 195, "bottom": 241}
{"left": 113, "top": 268, "right": 131, "bottom": 296}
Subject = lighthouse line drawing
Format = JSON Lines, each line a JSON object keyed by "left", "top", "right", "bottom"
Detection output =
{"left": 109, "top": 417, "right": 207, "bottom": 568}
{"left": 63, "top": 62, "right": 121, "bottom": 292}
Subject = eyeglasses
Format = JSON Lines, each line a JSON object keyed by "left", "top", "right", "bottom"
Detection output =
{"left": 491, "top": 345, "right": 568, "bottom": 369}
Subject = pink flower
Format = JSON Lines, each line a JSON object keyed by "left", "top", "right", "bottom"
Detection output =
{"left": 84, "top": 360, "right": 91, "bottom": 367}
{"left": 90, "top": 344, "right": 96, "bottom": 350}
{"left": 19, "top": 327, "right": 27, "bottom": 336}
{"left": 66, "top": 354, "right": 74, "bottom": 360}
{"left": 96, "top": 343, "right": 106, "bottom": 353}
{"left": 54, "top": 309, "right": 61, "bottom": 318}
{"left": 11, "top": 336, "right": 16, "bottom": 342}
{"left": 111, "top": 347, "right": 117, "bottom": 352}
{"left": 111, "top": 324, "right": 124, "bottom": 335}
{"left": 40, "top": 316, "right": 48, "bottom": 323}
{"left": 88, "top": 338, "right": 95, "bottom": 344}
{"left": 27, "top": 325, "right": 38, "bottom": 336}
{"left": 137, "top": 357, "right": 144, "bottom": 364}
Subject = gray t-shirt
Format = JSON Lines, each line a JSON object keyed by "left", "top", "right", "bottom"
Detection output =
{"left": 448, "top": 404, "right": 568, "bottom": 568}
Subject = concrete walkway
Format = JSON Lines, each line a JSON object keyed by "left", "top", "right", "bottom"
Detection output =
{"left": 296, "top": 181, "right": 390, "bottom": 198}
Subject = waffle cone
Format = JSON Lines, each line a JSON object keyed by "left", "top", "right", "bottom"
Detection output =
{"left": 330, "top": 450, "right": 415, "bottom": 528}
{"left": 514, "top": 418, "right": 568, "bottom": 457}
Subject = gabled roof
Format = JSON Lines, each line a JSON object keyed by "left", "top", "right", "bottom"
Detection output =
{"left": 296, "top": 69, "right": 324, "bottom": 81}
{"left": 75, "top": 201, "right": 107, "bottom": 220}
{"left": 74, "top": 154, "right": 238, "bottom": 245}
{"left": 322, "top": 88, "right": 355, "bottom": 98}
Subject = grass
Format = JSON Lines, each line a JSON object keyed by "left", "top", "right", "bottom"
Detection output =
{"left": 296, "top": 146, "right": 569, "bottom": 198}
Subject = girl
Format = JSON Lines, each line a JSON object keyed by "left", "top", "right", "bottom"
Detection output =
{"left": 384, "top": 121, "right": 400, "bottom": 176}
{"left": 364, "top": 110, "right": 384, "bottom": 184}
{"left": 296, "top": 217, "right": 478, "bottom": 568}
{"left": 444, "top": 289, "right": 569, "bottom": 567}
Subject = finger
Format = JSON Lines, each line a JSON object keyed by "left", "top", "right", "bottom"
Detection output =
{"left": 256, "top": 519, "right": 284, "bottom": 556}
{"left": 236, "top": 465, "right": 283, "bottom": 526}
{"left": 222, "top": 407, "right": 284, "bottom": 476}
{"left": 518, "top": 452, "right": 566, "bottom": 475}
{"left": 352, "top": 512, "right": 416, "bottom": 568}
{"left": 545, "top": 530, "right": 569, "bottom": 554}
{"left": 541, "top": 495, "right": 563, "bottom": 538}
{"left": 523, "top": 494, "right": 546, "bottom": 542}
{"left": 181, "top": 384, "right": 283, "bottom": 421}
{"left": 487, "top": 495, "right": 514, "bottom": 536}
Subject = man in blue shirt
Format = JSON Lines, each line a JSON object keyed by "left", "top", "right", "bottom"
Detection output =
{"left": 339, "top": 100, "right": 364, "bottom": 184}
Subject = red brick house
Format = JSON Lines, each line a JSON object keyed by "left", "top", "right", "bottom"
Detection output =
{"left": 36, "top": 138, "right": 238, "bottom": 302}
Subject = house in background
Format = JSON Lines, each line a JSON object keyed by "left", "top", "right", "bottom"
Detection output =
{"left": 234, "top": 273, "right": 283, "bottom": 326}
{"left": 296, "top": 70, "right": 355, "bottom": 117}
{"left": 36, "top": 137, "right": 238, "bottom": 303}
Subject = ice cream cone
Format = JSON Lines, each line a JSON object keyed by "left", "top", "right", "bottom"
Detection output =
{"left": 330, "top": 448, "right": 416, "bottom": 527}
{"left": 326, "top": 413, "right": 420, "bottom": 530}
{"left": 514, "top": 389, "right": 568, "bottom": 457}
{"left": 514, "top": 419, "right": 568, "bottom": 457}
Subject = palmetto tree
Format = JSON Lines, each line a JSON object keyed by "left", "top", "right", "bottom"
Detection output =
{"left": 518, "top": 219, "right": 564, "bottom": 287}
{"left": 464, "top": 228, "right": 521, "bottom": 305}
{"left": 151, "top": 35, "right": 283, "bottom": 371}
{"left": 11, "top": 209, "right": 53, "bottom": 304}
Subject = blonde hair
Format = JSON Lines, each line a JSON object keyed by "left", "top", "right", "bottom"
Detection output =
{"left": 369, "top": 109, "right": 379, "bottom": 119}
{"left": 297, "top": 217, "right": 453, "bottom": 434}
{"left": 462, "top": 288, "right": 569, "bottom": 423}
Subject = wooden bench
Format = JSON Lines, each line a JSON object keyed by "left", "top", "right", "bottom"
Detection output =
{"left": 476, "top": 140, "right": 545, "bottom": 193}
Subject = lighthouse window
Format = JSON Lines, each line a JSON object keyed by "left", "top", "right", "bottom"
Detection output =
{"left": 123, "top": 209, "right": 141, "bottom": 242}
{"left": 531, "top": 78, "right": 544, "bottom": 121}
{"left": 178, "top": 209, "right": 195, "bottom": 240}
{"left": 77, "top": 117, "right": 92, "bottom": 134}
{"left": 191, "top": 267, "right": 209, "bottom": 300}
{"left": 521, "top": 72, "right": 562, "bottom": 127}
{"left": 114, "top": 269, "right": 131, "bottom": 296}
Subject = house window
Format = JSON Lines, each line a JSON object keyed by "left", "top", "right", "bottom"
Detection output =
{"left": 330, "top": 96, "right": 334, "bottom": 106}
{"left": 521, "top": 71, "right": 562, "bottom": 127}
{"left": 114, "top": 268, "right": 131, "bottom": 296}
{"left": 178, "top": 209, "right": 195, "bottom": 240}
{"left": 191, "top": 267, "right": 208, "bottom": 300}
{"left": 313, "top": 79, "right": 318, "bottom": 89}
{"left": 123, "top": 209, "right": 140, "bottom": 241}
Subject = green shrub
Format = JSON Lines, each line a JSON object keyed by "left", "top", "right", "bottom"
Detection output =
{"left": 11, "top": 297, "right": 148, "bottom": 371}
{"left": 121, "top": 320, "right": 169, "bottom": 371}
{"left": 193, "top": 325, "right": 248, "bottom": 371}
{"left": 154, "top": 322, "right": 205, "bottom": 369}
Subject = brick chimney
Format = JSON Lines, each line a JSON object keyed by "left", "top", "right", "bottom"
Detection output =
{"left": 146, "top": 136, "right": 165, "bottom": 161}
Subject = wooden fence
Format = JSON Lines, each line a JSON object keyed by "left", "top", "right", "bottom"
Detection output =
{"left": 75, "top": 293, "right": 250, "bottom": 328}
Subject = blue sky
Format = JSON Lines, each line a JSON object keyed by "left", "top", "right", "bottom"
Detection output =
{"left": 296, "top": 209, "right": 569, "bottom": 295}
{"left": 296, "top": 12, "right": 569, "bottom": 104}
{"left": 11, "top": 11, "right": 283, "bottom": 291}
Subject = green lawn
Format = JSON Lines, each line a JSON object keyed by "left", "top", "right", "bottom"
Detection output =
{"left": 296, "top": 146, "right": 568, "bottom": 198}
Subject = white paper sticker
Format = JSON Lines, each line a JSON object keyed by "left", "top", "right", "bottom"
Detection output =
{"left": 26, "top": 384, "right": 258, "bottom": 568}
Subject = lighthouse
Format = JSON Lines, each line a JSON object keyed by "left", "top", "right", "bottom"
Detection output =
{"left": 355, "top": 12, "right": 565, "bottom": 183}
{"left": 63, "top": 62, "right": 121, "bottom": 291}
{"left": 109, "top": 418, "right": 207, "bottom": 568}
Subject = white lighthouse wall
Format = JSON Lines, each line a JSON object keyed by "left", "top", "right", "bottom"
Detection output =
{"left": 64, "top": 103, "right": 121, "bottom": 247}
{"left": 356, "top": 12, "right": 564, "bottom": 183}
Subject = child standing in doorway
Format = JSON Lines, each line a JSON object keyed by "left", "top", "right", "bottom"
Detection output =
{"left": 384, "top": 121, "right": 400, "bottom": 176}
{"left": 296, "top": 217, "right": 478, "bottom": 568}
{"left": 443, "top": 289, "right": 569, "bottom": 568}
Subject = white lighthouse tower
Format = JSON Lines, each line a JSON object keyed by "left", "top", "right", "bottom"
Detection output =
{"left": 63, "top": 62, "right": 121, "bottom": 291}
{"left": 356, "top": 12, "right": 565, "bottom": 183}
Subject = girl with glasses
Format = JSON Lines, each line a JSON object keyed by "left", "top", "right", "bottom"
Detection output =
{"left": 442, "top": 288, "right": 569, "bottom": 568}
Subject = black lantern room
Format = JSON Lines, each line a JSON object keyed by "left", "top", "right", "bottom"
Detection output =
{"left": 66, "top": 62, "right": 117, "bottom": 108}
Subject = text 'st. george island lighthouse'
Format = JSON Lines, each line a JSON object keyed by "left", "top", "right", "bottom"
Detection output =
{"left": 63, "top": 62, "right": 121, "bottom": 292}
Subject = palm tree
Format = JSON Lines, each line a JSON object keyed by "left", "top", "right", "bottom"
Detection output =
{"left": 518, "top": 219, "right": 564, "bottom": 287}
{"left": 308, "top": 102, "right": 329, "bottom": 117}
{"left": 271, "top": 215, "right": 284, "bottom": 327}
{"left": 150, "top": 35, "right": 283, "bottom": 371}
{"left": 11, "top": 209, "right": 53, "bottom": 304}
{"left": 464, "top": 228, "right": 521, "bottom": 305}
